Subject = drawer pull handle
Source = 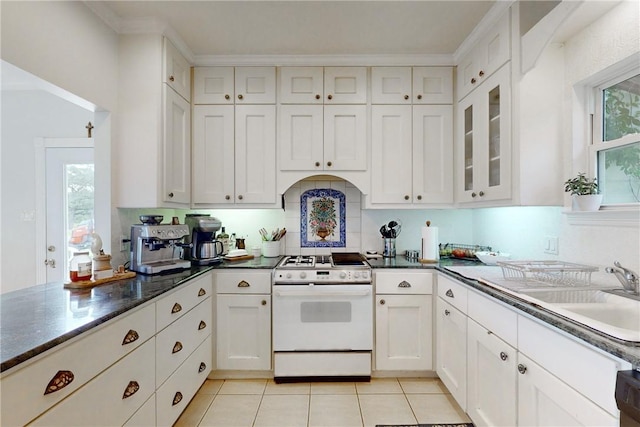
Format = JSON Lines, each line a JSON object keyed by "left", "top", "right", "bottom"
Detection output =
{"left": 122, "top": 381, "right": 140, "bottom": 399}
{"left": 398, "top": 280, "right": 411, "bottom": 288}
{"left": 518, "top": 364, "right": 527, "bottom": 374}
{"left": 500, "top": 351, "right": 508, "bottom": 361}
{"left": 444, "top": 309, "right": 450, "bottom": 316}
{"left": 172, "top": 341, "right": 183, "bottom": 354}
{"left": 199, "top": 362, "right": 207, "bottom": 373}
{"left": 122, "top": 329, "right": 139, "bottom": 345}
{"left": 171, "top": 302, "right": 182, "bottom": 314}
{"left": 198, "top": 320, "right": 207, "bottom": 330}
{"left": 198, "top": 288, "right": 207, "bottom": 297}
{"left": 445, "top": 289, "right": 454, "bottom": 298}
{"left": 44, "top": 370, "right": 74, "bottom": 395}
{"left": 173, "top": 391, "right": 183, "bottom": 406}
{"left": 238, "top": 280, "right": 250, "bottom": 288}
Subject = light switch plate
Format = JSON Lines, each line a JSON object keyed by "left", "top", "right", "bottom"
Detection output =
{"left": 544, "top": 235, "right": 559, "bottom": 255}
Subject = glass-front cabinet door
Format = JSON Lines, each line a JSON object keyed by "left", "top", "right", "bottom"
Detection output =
{"left": 456, "top": 64, "right": 511, "bottom": 203}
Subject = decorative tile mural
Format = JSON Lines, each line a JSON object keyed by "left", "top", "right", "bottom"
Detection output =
{"left": 300, "top": 188, "right": 346, "bottom": 248}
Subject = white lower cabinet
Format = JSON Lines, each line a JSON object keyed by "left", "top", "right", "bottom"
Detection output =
{"left": 466, "top": 318, "right": 516, "bottom": 427}
{"left": 215, "top": 270, "right": 272, "bottom": 371}
{"left": 124, "top": 394, "right": 156, "bottom": 427}
{"left": 435, "top": 296, "right": 467, "bottom": 410}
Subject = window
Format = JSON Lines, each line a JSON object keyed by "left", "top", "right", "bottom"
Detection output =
{"left": 593, "top": 72, "right": 640, "bottom": 205}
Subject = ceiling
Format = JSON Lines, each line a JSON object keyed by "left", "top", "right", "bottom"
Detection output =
{"left": 97, "top": 1, "right": 496, "bottom": 58}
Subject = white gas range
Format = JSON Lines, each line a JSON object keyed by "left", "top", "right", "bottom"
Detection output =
{"left": 272, "top": 253, "right": 373, "bottom": 383}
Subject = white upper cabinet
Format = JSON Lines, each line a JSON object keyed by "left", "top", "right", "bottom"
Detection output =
{"left": 163, "top": 38, "right": 191, "bottom": 102}
{"left": 323, "top": 67, "right": 367, "bottom": 103}
{"left": 278, "top": 104, "right": 324, "bottom": 170}
{"left": 413, "top": 67, "right": 453, "bottom": 104}
{"left": 163, "top": 85, "right": 191, "bottom": 205}
{"left": 280, "top": 67, "right": 367, "bottom": 104}
{"left": 371, "top": 67, "right": 412, "bottom": 104}
{"left": 457, "top": 10, "right": 511, "bottom": 101}
{"left": 235, "top": 67, "right": 276, "bottom": 104}
{"left": 372, "top": 67, "right": 453, "bottom": 105}
{"left": 323, "top": 105, "right": 367, "bottom": 170}
{"left": 193, "top": 67, "right": 234, "bottom": 104}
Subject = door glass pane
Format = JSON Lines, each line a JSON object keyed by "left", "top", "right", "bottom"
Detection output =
{"left": 66, "top": 163, "right": 95, "bottom": 278}
{"left": 603, "top": 74, "right": 640, "bottom": 141}
{"left": 464, "top": 105, "right": 474, "bottom": 191}
{"left": 488, "top": 85, "right": 501, "bottom": 187}
{"left": 598, "top": 142, "right": 640, "bottom": 204}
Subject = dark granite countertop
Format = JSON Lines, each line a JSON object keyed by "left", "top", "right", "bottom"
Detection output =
{"left": 366, "top": 256, "right": 481, "bottom": 269}
{"left": 0, "top": 256, "right": 282, "bottom": 374}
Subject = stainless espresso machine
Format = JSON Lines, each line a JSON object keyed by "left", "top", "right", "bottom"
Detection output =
{"left": 184, "top": 214, "right": 223, "bottom": 265}
{"left": 130, "top": 223, "right": 191, "bottom": 274}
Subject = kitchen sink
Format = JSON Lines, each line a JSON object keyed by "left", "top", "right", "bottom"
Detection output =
{"left": 515, "top": 287, "right": 640, "bottom": 342}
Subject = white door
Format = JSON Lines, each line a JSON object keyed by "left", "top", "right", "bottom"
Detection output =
{"left": 38, "top": 141, "right": 94, "bottom": 284}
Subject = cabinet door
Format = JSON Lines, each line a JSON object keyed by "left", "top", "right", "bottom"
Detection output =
{"left": 163, "top": 85, "right": 191, "bottom": 205}
{"left": 467, "top": 319, "right": 516, "bottom": 427}
{"left": 192, "top": 105, "right": 235, "bottom": 204}
{"left": 163, "top": 38, "right": 190, "bottom": 102}
{"left": 324, "top": 67, "right": 367, "bottom": 104}
{"left": 279, "top": 67, "right": 324, "bottom": 104}
{"left": 371, "top": 105, "right": 413, "bottom": 203}
{"left": 375, "top": 294, "right": 432, "bottom": 371}
{"left": 435, "top": 297, "right": 467, "bottom": 410}
{"left": 235, "top": 105, "right": 276, "bottom": 204}
{"left": 456, "top": 65, "right": 511, "bottom": 203}
{"left": 413, "top": 105, "right": 453, "bottom": 204}
{"left": 278, "top": 104, "right": 324, "bottom": 171}
{"left": 371, "top": 67, "right": 412, "bottom": 104}
{"left": 193, "top": 67, "right": 234, "bottom": 104}
{"left": 217, "top": 294, "right": 271, "bottom": 370}
{"left": 517, "top": 354, "right": 617, "bottom": 427}
{"left": 324, "top": 105, "right": 367, "bottom": 171}
{"left": 412, "top": 67, "right": 453, "bottom": 104}
{"left": 235, "top": 67, "right": 276, "bottom": 104}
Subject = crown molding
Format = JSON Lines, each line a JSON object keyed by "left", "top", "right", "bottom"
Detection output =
{"left": 193, "top": 53, "right": 455, "bottom": 67}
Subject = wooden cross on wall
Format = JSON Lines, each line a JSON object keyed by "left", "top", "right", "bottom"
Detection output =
{"left": 86, "top": 122, "right": 94, "bottom": 138}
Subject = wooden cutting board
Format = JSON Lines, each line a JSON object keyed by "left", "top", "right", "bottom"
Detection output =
{"left": 223, "top": 255, "right": 255, "bottom": 262}
{"left": 64, "top": 271, "right": 136, "bottom": 289}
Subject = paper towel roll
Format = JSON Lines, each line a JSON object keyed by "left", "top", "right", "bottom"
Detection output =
{"left": 421, "top": 224, "right": 439, "bottom": 262}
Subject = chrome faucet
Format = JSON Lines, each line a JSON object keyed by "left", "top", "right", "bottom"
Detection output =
{"left": 606, "top": 261, "right": 640, "bottom": 295}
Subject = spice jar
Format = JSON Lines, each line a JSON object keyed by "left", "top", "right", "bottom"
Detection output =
{"left": 69, "top": 251, "right": 92, "bottom": 282}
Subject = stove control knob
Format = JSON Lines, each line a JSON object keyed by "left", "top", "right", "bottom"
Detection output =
{"left": 300, "top": 272, "right": 307, "bottom": 279}
{"left": 362, "top": 271, "right": 369, "bottom": 279}
{"left": 340, "top": 271, "right": 347, "bottom": 279}
{"left": 286, "top": 273, "right": 292, "bottom": 279}
{"left": 354, "top": 272, "right": 361, "bottom": 278}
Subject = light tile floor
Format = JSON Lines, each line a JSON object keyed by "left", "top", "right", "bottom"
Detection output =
{"left": 175, "top": 378, "right": 471, "bottom": 427}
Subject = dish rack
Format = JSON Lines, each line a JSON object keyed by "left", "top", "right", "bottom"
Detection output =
{"left": 497, "top": 260, "right": 598, "bottom": 286}
{"left": 439, "top": 243, "right": 492, "bottom": 260}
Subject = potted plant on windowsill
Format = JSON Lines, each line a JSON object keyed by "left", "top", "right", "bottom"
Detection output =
{"left": 564, "top": 172, "right": 603, "bottom": 211}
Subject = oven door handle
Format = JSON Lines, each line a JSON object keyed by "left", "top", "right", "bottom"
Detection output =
{"left": 273, "top": 289, "right": 371, "bottom": 297}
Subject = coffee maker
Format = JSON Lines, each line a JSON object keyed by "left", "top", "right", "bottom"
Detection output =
{"left": 130, "top": 223, "right": 191, "bottom": 274}
{"left": 184, "top": 214, "right": 223, "bottom": 265}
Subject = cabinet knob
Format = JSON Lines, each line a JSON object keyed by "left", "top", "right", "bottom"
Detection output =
{"left": 122, "top": 381, "right": 140, "bottom": 399}
{"left": 479, "top": 191, "right": 485, "bottom": 197}
{"left": 500, "top": 351, "right": 508, "bottom": 361}
{"left": 238, "top": 94, "right": 244, "bottom": 100}
{"left": 44, "top": 370, "right": 74, "bottom": 395}
{"left": 417, "top": 94, "right": 423, "bottom": 100}
{"left": 327, "top": 94, "right": 333, "bottom": 100}
{"left": 404, "top": 94, "right": 410, "bottom": 100}
{"left": 199, "top": 362, "right": 207, "bottom": 373}
{"left": 225, "top": 195, "right": 231, "bottom": 200}
{"left": 238, "top": 194, "right": 243, "bottom": 200}
{"left": 198, "top": 320, "right": 207, "bottom": 330}
{"left": 479, "top": 70, "right": 485, "bottom": 77}
{"left": 169, "top": 75, "right": 175, "bottom": 82}
{"left": 261, "top": 300, "right": 267, "bottom": 306}
{"left": 315, "top": 161, "right": 321, "bottom": 167}
{"left": 168, "top": 192, "right": 174, "bottom": 198}
{"left": 471, "top": 77, "right": 477, "bottom": 84}
{"left": 172, "top": 341, "right": 183, "bottom": 354}
{"left": 416, "top": 195, "right": 422, "bottom": 201}
{"left": 173, "top": 391, "right": 183, "bottom": 406}
{"left": 315, "top": 94, "right": 321, "bottom": 100}
{"left": 445, "top": 289, "right": 454, "bottom": 298}
{"left": 198, "top": 288, "right": 207, "bottom": 297}
{"left": 122, "top": 329, "right": 139, "bottom": 345}
{"left": 444, "top": 309, "right": 450, "bottom": 316}
{"left": 327, "top": 161, "right": 332, "bottom": 167}
{"left": 518, "top": 364, "right": 527, "bottom": 374}
{"left": 171, "top": 302, "right": 182, "bottom": 314}
{"left": 379, "top": 299, "right": 386, "bottom": 305}
{"left": 471, "top": 192, "right": 477, "bottom": 198}
{"left": 225, "top": 94, "right": 230, "bottom": 100}
{"left": 404, "top": 195, "right": 410, "bottom": 200}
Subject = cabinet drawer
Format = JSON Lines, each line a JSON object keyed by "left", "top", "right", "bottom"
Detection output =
{"left": 30, "top": 338, "right": 156, "bottom": 426}
{"left": 375, "top": 270, "right": 433, "bottom": 294}
{"left": 0, "top": 303, "right": 155, "bottom": 427}
{"left": 124, "top": 393, "right": 156, "bottom": 427}
{"left": 215, "top": 270, "right": 271, "bottom": 294}
{"left": 156, "top": 273, "right": 212, "bottom": 331}
{"left": 518, "top": 315, "right": 630, "bottom": 416}
{"left": 437, "top": 274, "right": 468, "bottom": 313}
{"left": 156, "top": 336, "right": 212, "bottom": 427}
{"left": 156, "top": 297, "right": 212, "bottom": 385}
{"left": 467, "top": 290, "right": 517, "bottom": 347}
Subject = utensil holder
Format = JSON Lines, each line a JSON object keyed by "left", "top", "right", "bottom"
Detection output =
{"left": 262, "top": 241, "right": 281, "bottom": 258}
{"left": 383, "top": 238, "right": 396, "bottom": 258}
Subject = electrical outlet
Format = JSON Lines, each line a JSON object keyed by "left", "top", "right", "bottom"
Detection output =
{"left": 120, "top": 236, "right": 129, "bottom": 252}
{"left": 544, "top": 235, "right": 559, "bottom": 255}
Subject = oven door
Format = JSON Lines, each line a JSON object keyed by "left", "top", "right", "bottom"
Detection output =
{"left": 272, "top": 284, "right": 373, "bottom": 351}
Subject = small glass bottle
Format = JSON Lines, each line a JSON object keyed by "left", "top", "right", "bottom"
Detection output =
{"left": 69, "top": 251, "right": 92, "bottom": 282}
{"left": 230, "top": 233, "right": 237, "bottom": 250}
{"left": 218, "top": 227, "right": 230, "bottom": 255}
